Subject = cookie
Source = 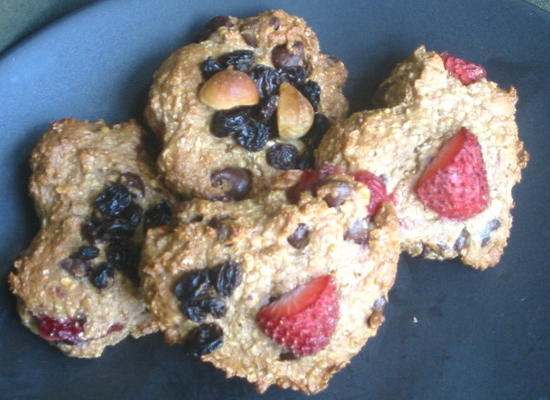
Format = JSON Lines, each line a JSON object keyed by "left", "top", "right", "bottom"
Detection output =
{"left": 141, "top": 169, "right": 400, "bottom": 394}
{"left": 145, "top": 10, "right": 348, "bottom": 200}
{"left": 316, "top": 46, "right": 529, "bottom": 269}
{"left": 9, "top": 119, "right": 174, "bottom": 358}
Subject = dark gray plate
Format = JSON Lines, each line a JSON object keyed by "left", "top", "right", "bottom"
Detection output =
{"left": 1, "top": 0, "right": 549, "bottom": 399}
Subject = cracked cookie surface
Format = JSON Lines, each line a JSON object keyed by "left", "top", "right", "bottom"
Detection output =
{"left": 316, "top": 46, "right": 528, "bottom": 269}
{"left": 9, "top": 119, "right": 173, "bottom": 358}
{"left": 146, "top": 10, "right": 348, "bottom": 199}
{"left": 141, "top": 171, "right": 400, "bottom": 394}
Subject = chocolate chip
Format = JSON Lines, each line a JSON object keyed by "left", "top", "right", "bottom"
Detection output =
{"left": 344, "top": 219, "right": 370, "bottom": 246}
{"left": 271, "top": 42, "right": 305, "bottom": 69}
{"left": 240, "top": 31, "right": 258, "bottom": 48}
{"left": 210, "top": 167, "right": 252, "bottom": 201}
{"left": 367, "top": 310, "right": 385, "bottom": 328}
{"left": 287, "top": 224, "right": 310, "bottom": 249}
{"left": 453, "top": 228, "right": 469, "bottom": 252}
{"left": 481, "top": 219, "right": 501, "bottom": 247}
{"left": 119, "top": 172, "right": 145, "bottom": 198}
{"left": 268, "top": 16, "right": 280, "bottom": 29}
{"left": 59, "top": 257, "right": 92, "bottom": 279}
{"left": 279, "top": 352, "right": 298, "bottom": 361}
{"left": 314, "top": 178, "right": 353, "bottom": 207}
{"left": 198, "top": 16, "right": 233, "bottom": 42}
{"left": 207, "top": 215, "right": 233, "bottom": 242}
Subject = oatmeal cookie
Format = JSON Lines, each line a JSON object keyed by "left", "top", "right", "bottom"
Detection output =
{"left": 9, "top": 119, "right": 174, "bottom": 358}
{"left": 141, "top": 170, "right": 400, "bottom": 394}
{"left": 145, "top": 10, "right": 348, "bottom": 199}
{"left": 316, "top": 46, "right": 528, "bottom": 269}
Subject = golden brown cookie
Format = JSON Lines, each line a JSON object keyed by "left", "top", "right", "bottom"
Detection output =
{"left": 9, "top": 119, "right": 174, "bottom": 358}
{"left": 316, "top": 46, "right": 528, "bottom": 269}
{"left": 145, "top": 10, "right": 348, "bottom": 199}
{"left": 141, "top": 170, "right": 400, "bottom": 394}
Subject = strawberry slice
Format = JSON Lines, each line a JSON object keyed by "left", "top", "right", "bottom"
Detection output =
{"left": 440, "top": 52, "right": 486, "bottom": 85}
{"left": 352, "top": 171, "right": 392, "bottom": 216}
{"left": 35, "top": 314, "right": 86, "bottom": 345}
{"left": 415, "top": 128, "right": 489, "bottom": 220}
{"left": 257, "top": 275, "right": 339, "bottom": 357}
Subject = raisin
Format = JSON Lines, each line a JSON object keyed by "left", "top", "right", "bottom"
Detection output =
{"left": 302, "top": 113, "right": 331, "bottom": 150}
{"left": 256, "top": 95, "right": 278, "bottom": 124}
{"left": 182, "top": 298, "right": 226, "bottom": 322}
{"left": 211, "top": 261, "right": 242, "bottom": 297}
{"left": 97, "top": 218, "right": 135, "bottom": 242}
{"left": 210, "top": 168, "right": 252, "bottom": 201}
{"left": 174, "top": 270, "right": 211, "bottom": 302}
{"left": 144, "top": 200, "right": 173, "bottom": 230}
{"left": 287, "top": 224, "right": 310, "bottom": 249}
{"left": 344, "top": 219, "right": 370, "bottom": 246}
{"left": 184, "top": 323, "right": 224, "bottom": 357}
{"left": 278, "top": 66, "right": 306, "bottom": 85}
{"left": 266, "top": 144, "right": 299, "bottom": 170}
{"left": 107, "top": 241, "right": 138, "bottom": 271}
{"left": 218, "top": 50, "right": 255, "bottom": 71}
{"left": 297, "top": 80, "right": 321, "bottom": 110}
{"left": 59, "top": 257, "right": 92, "bottom": 279}
{"left": 271, "top": 42, "right": 305, "bottom": 69}
{"left": 122, "top": 202, "right": 143, "bottom": 229}
{"left": 197, "top": 16, "right": 233, "bottom": 42}
{"left": 200, "top": 56, "right": 224, "bottom": 80}
{"left": 35, "top": 314, "right": 86, "bottom": 345}
{"left": 119, "top": 172, "right": 145, "bottom": 198}
{"left": 210, "top": 107, "right": 253, "bottom": 138}
{"left": 72, "top": 245, "right": 99, "bottom": 260}
{"left": 314, "top": 178, "right": 354, "bottom": 207}
{"left": 235, "top": 120, "right": 271, "bottom": 151}
{"left": 249, "top": 65, "right": 280, "bottom": 98}
{"left": 94, "top": 184, "right": 132, "bottom": 217}
{"left": 91, "top": 263, "right": 115, "bottom": 289}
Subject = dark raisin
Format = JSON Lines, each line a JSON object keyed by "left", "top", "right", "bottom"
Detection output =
{"left": 91, "top": 263, "right": 115, "bottom": 289}
{"left": 200, "top": 57, "right": 224, "bottom": 80}
{"left": 94, "top": 184, "right": 132, "bottom": 217}
{"left": 218, "top": 50, "right": 255, "bottom": 72}
{"left": 99, "top": 218, "right": 135, "bottom": 242}
{"left": 72, "top": 245, "right": 99, "bottom": 260}
{"left": 454, "top": 228, "right": 469, "bottom": 251}
{"left": 287, "top": 224, "right": 310, "bottom": 249}
{"left": 278, "top": 66, "right": 306, "bottom": 85}
{"left": 481, "top": 219, "right": 501, "bottom": 247}
{"left": 256, "top": 95, "right": 278, "bottom": 123}
{"left": 235, "top": 120, "right": 271, "bottom": 151}
{"left": 266, "top": 144, "right": 299, "bottom": 170}
{"left": 314, "top": 178, "right": 354, "bottom": 207}
{"left": 297, "top": 151, "right": 315, "bottom": 170}
{"left": 122, "top": 202, "right": 143, "bottom": 229}
{"left": 211, "top": 261, "right": 243, "bottom": 297}
{"left": 183, "top": 298, "right": 226, "bottom": 322}
{"left": 249, "top": 65, "right": 280, "bottom": 98}
{"left": 107, "top": 241, "right": 139, "bottom": 271}
{"left": 174, "top": 270, "right": 211, "bottom": 301}
{"left": 210, "top": 107, "right": 253, "bottom": 138}
{"left": 197, "top": 16, "right": 233, "bottom": 42}
{"left": 344, "top": 219, "right": 370, "bottom": 246}
{"left": 59, "top": 257, "right": 93, "bottom": 279}
{"left": 119, "top": 172, "right": 145, "bottom": 198}
{"left": 207, "top": 216, "right": 233, "bottom": 242}
{"left": 271, "top": 42, "right": 305, "bottom": 69}
{"left": 302, "top": 113, "right": 331, "bottom": 150}
{"left": 210, "top": 168, "right": 252, "bottom": 201}
{"left": 297, "top": 80, "right": 321, "bottom": 110}
{"left": 144, "top": 200, "right": 173, "bottom": 230}
{"left": 184, "top": 323, "right": 223, "bottom": 357}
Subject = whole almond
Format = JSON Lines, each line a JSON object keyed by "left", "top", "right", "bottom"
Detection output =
{"left": 277, "top": 82, "right": 314, "bottom": 140}
{"left": 199, "top": 69, "right": 260, "bottom": 110}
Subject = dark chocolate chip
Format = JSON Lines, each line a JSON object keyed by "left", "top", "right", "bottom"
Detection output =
{"left": 271, "top": 42, "right": 305, "bottom": 69}
{"left": 279, "top": 352, "right": 298, "bottom": 361}
{"left": 481, "top": 219, "right": 501, "bottom": 247}
{"left": 59, "top": 257, "right": 93, "bottom": 279}
{"left": 268, "top": 16, "right": 280, "bottom": 29}
{"left": 344, "top": 219, "right": 370, "bottom": 246}
{"left": 287, "top": 224, "right": 310, "bottom": 249}
{"left": 314, "top": 178, "right": 354, "bottom": 207}
{"left": 240, "top": 31, "right": 258, "bottom": 48}
{"left": 210, "top": 168, "right": 252, "bottom": 201}
{"left": 207, "top": 215, "right": 233, "bottom": 242}
{"left": 198, "top": 16, "right": 233, "bottom": 42}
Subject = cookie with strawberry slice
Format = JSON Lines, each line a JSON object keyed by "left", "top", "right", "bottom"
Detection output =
{"left": 141, "top": 169, "right": 400, "bottom": 394}
{"left": 316, "top": 46, "right": 529, "bottom": 269}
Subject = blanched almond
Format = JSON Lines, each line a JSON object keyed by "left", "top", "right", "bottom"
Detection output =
{"left": 199, "top": 69, "right": 259, "bottom": 110}
{"left": 277, "top": 82, "right": 314, "bottom": 140}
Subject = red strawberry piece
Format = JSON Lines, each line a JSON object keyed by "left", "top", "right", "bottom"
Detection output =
{"left": 440, "top": 52, "right": 486, "bottom": 85}
{"left": 257, "top": 275, "right": 339, "bottom": 357}
{"left": 415, "top": 128, "right": 489, "bottom": 220}
{"left": 35, "top": 314, "right": 86, "bottom": 344}
{"left": 352, "top": 171, "right": 392, "bottom": 216}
